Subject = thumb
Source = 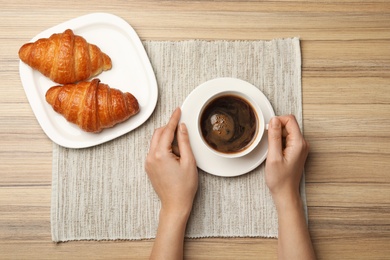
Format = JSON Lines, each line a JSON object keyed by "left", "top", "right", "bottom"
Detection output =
{"left": 177, "top": 122, "right": 196, "bottom": 164}
{"left": 267, "top": 117, "right": 284, "bottom": 160}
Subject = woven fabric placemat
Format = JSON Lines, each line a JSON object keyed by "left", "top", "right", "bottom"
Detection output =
{"left": 51, "top": 38, "right": 305, "bottom": 242}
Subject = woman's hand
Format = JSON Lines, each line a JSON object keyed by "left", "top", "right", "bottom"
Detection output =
{"left": 265, "top": 115, "right": 316, "bottom": 260}
{"left": 145, "top": 107, "right": 198, "bottom": 260}
{"left": 145, "top": 107, "right": 198, "bottom": 217}
{"left": 265, "top": 115, "right": 310, "bottom": 207}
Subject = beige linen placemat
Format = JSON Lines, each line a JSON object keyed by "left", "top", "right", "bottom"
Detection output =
{"left": 51, "top": 38, "right": 305, "bottom": 242}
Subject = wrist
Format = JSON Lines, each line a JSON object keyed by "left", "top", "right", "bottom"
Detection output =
{"left": 157, "top": 207, "right": 190, "bottom": 241}
{"left": 151, "top": 205, "right": 190, "bottom": 260}
{"left": 159, "top": 206, "right": 191, "bottom": 225}
{"left": 273, "top": 191, "right": 303, "bottom": 214}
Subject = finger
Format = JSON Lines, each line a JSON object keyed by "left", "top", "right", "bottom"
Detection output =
{"left": 278, "top": 115, "right": 302, "bottom": 138}
{"left": 160, "top": 108, "right": 181, "bottom": 149}
{"left": 176, "top": 122, "right": 196, "bottom": 164}
{"left": 172, "top": 132, "right": 180, "bottom": 157}
{"left": 148, "top": 127, "right": 164, "bottom": 154}
{"left": 172, "top": 143, "right": 180, "bottom": 157}
{"left": 267, "top": 117, "right": 284, "bottom": 160}
{"left": 277, "top": 115, "right": 307, "bottom": 158}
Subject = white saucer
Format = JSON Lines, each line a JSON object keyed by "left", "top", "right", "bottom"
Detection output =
{"left": 180, "top": 78, "right": 275, "bottom": 177}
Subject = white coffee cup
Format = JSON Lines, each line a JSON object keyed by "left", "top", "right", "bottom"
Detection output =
{"left": 198, "top": 90, "right": 265, "bottom": 158}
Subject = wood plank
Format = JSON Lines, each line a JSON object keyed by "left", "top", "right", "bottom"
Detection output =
{"left": 302, "top": 40, "right": 390, "bottom": 71}
{"left": 0, "top": 157, "right": 52, "bottom": 186}
{"left": 306, "top": 136, "right": 390, "bottom": 156}
{"left": 309, "top": 206, "right": 390, "bottom": 238}
{"left": 305, "top": 153, "right": 390, "bottom": 183}
{"left": 4, "top": 0, "right": 390, "bottom": 13}
{"left": 311, "top": 238, "right": 390, "bottom": 260}
{"left": 303, "top": 104, "right": 390, "bottom": 138}
{"left": 303, "top": 77, "right": 390, "bottom": 105}
{"left": 0, "top": 187, "right": 51, "bottom": 242}
{"left": 0, "top": 241, "right": 153, "bottom": 260}
{"left": 1, "top": 237, "right": 388, "bottom": 260}
{"left": 2, "top": 3, "right": 390, "bottom": 41}
{"left": 306, "top": 183, "right": 390, "bottom": 207}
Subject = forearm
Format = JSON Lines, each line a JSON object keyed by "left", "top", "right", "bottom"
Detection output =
{"left": 276, "top": 193, "right": 316, "bottom": 260}
{"left": 150, "top": 209, "right": 190, "bottom": 260}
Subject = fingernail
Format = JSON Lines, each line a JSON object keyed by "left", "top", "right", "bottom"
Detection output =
{"left": 179, "top": 122, "right": 187, "bottom": 133}
{"left": 270, "top": 117, "right": 281, "bottom": 128}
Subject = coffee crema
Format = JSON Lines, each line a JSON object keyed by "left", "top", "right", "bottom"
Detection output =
{"left": 200, "top": 94, "right": 258, "bottom": 154}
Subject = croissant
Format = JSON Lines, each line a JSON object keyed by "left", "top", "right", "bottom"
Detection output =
{"left": 19, "top": 29, "right": 112, "bottom": 84}
{"left": 45, "top": 79, "right": 140, "bottom": 133}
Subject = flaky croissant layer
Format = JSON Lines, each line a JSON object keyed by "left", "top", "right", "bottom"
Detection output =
{"left": 19, "top": 29, "right": 112, "bottom": 84}
{"left": 45, "top": 79, "right": 140, "bottom": 133}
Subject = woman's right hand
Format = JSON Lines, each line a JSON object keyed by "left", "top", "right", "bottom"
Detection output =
{"left": 265, "top": 115, "right": 309, "bottom": 207}
{"left": 265, "top": 115, "right": 316, "bottom": 260}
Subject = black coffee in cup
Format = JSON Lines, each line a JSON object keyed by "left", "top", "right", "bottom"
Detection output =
{"left": 199, "top": 94, "right": 258, "bottom": 154}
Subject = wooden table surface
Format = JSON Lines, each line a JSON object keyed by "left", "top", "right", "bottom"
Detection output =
{"left": 1, "top": 1, "right": 389, "bottom": 259}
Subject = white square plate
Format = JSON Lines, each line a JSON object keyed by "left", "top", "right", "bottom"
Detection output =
{"left": 19, "top": 13, "right": 158, "bottom": 148}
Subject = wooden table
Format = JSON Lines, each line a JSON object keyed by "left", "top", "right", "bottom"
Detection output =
{"left": 1, "top": 1, "right": 389, "bottom": 259}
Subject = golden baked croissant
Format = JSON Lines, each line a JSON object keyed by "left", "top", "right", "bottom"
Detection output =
{"left": 45, "top": 79, "right": 140, "bottom": 133}
{"left": 19, "top": 29, "right": 112, "bottom": 84}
